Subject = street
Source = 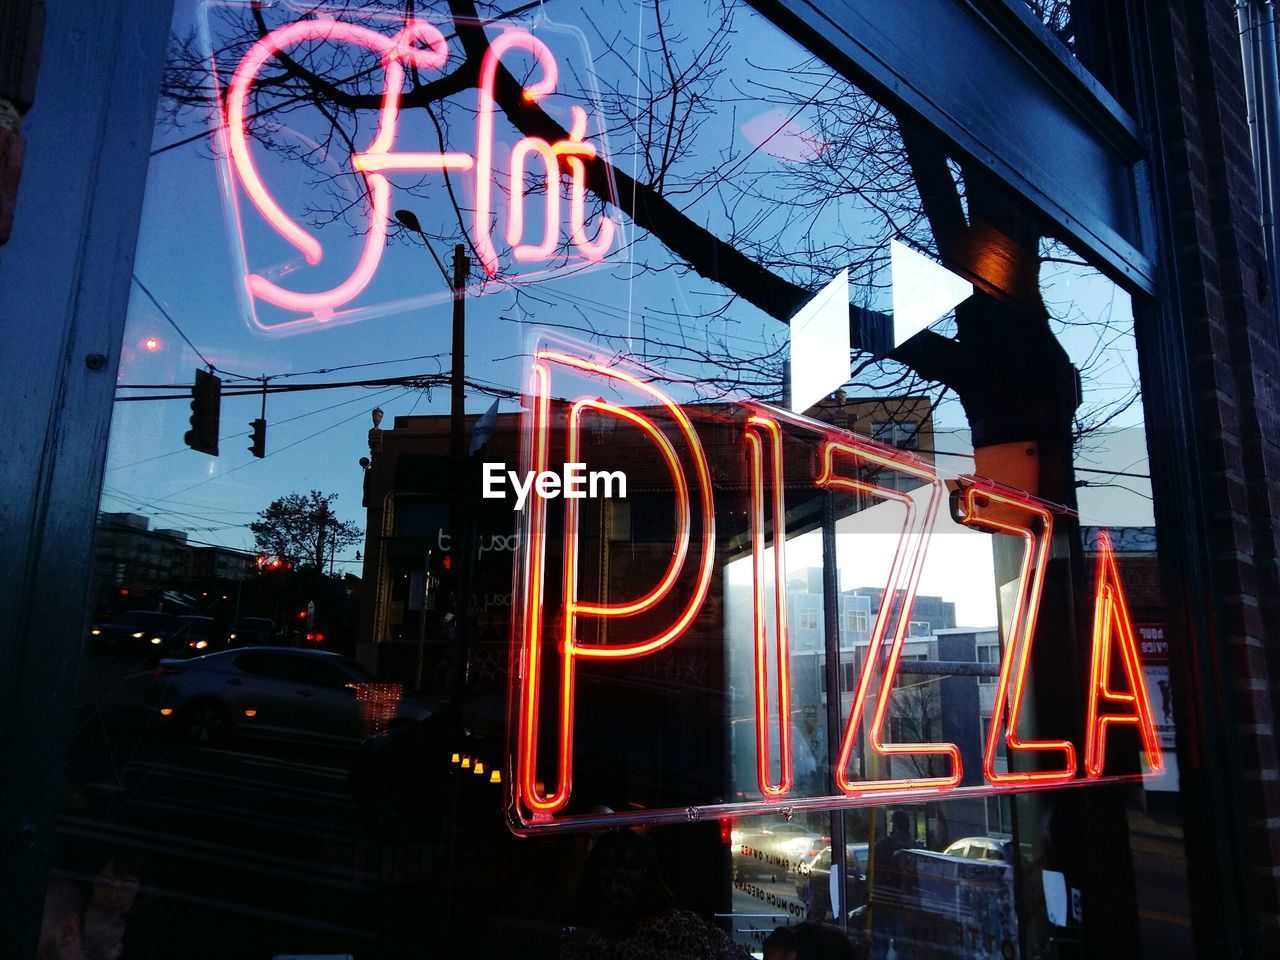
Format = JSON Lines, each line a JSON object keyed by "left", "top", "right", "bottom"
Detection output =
{"left": 57, "top": 652, "right": 440, "bottom": 959}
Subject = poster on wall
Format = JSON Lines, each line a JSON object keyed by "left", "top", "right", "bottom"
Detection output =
{"left": 1139, "top": 624, "right": 1178, "bottom": 792}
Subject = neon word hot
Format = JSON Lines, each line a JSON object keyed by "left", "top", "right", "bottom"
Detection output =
{"left": 219, "top": 18, "right": 615, "bottom": 332}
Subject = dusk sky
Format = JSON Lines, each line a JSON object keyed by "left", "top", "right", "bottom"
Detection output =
{"left": 103, "top": 0, "right": 1153, "bottom": 601}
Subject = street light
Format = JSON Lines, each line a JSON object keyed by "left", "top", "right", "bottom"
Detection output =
{"left": 394, "top": 209, "right": 450, "bottom": 286}
{"left": 393, "top": 208, "right": 469, "bottom": 457}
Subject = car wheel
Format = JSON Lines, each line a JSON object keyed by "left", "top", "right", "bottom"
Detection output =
{"left": 181, "top": 699, "right": 229, "bottom": 746}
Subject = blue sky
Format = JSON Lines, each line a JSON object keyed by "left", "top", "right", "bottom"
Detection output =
{"left": 101, "top": 0, "right": 1154, "bottom": 594}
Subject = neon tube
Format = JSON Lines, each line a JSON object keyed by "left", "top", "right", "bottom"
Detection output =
{"left": 1083, "top": 530, "right": 1164, "bottom": 777}
{"left": 513, "top": 348, "right": 715, "bottom": 817}
{"left": 818, "top": 439, "right": 961, "bottom": 797}
{"left": 745, "top": 416, "right": 793, "bottom": 798}
{"left": 953, "top": 484, "right": 1077, "bottom": 784}
{"left": 228, "top": 19, "right": 469, "bottom": 315}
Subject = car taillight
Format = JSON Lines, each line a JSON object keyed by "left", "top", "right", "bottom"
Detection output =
{"left": 305, "top": 632, "right": 325, "bottom": 642}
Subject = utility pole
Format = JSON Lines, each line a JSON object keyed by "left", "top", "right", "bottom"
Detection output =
{"left": 444, "top": 243, "right": 471, "bottom": 930}
{"left": 448, "top": 243, "right": 471, "bottom": 703}
{"left": 451, "top": 243, "right": 469, "bottom": 458}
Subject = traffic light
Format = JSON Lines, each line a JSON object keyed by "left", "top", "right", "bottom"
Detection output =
{"left": 184, "top": 369, "right": 221, "bottom": 455}
{"left": 248, "top": 418, "right": 266, "bottom": 458}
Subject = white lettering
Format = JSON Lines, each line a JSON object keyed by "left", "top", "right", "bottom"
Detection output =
{"left": 483, "top": 463, "right": 627, "bottom": 509}
{"left": 589, "top": 469, "right": 626, "bottom": 499}
{"left": 535, "top": 471, "right": 561, "bottom": 499}
{"left": 483, "top": 461, "right": 507, "bottom": 499}
{"left": 509, "top": 470, "right": 536, "bottom": 511}
{"left": 564, "top": 462, "right": 587, "bottom": 498}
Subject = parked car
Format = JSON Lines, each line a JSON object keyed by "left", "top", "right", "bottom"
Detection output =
{"left": 171, "top": 615, "right": 219, "bottom": 655}
{"left": 796, "top": 843, "right": 871, "bottom": 918}
{"left": 226, "top": 617, "right": 280, "bottom": 647}
{"left": 731, "top": 820, "right": 824, "bottom": 880}
{"left": 147, "top": 648, "right": 436, "bottom": 747}
{"left": 942, "top": 835, "right": 1015, "bottom": 864}
{"left": 88, "top": 610, "right": 180, "bottom": 654}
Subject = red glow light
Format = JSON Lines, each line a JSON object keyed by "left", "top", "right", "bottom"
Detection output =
{"left": 954, "top": 484, "right": 1077, "bottom": 785}
{"left": 513, "top": 348, "right": 713, "bottom": 818}
{"left": 818, "top": 439, "right": 961, "bottom": 797}
{"left": 745, "top": 415, "right": 793, "bottom": 798}
{"left": 504, "top": 343, "right": 1169, "bottom": 834}
{"left": 1084, "top": 531, "right": 1164, "bottom": 777}
{"left": 142, "top": 336, "right": 162, "bottom": 352}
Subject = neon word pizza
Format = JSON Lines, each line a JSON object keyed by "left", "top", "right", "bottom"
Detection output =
{"left": 219, "top": 18, "right": 614, "bottom": 331}
{"left": 506, "top": 340, "right": 1164, "bottom": 832}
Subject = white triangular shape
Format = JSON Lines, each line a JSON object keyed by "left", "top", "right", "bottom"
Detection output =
{"left": 890, "top": 239, "right": 972, "bottom": 347}
{"left": 789, "top": 269, "right": 850, "bottom": 413}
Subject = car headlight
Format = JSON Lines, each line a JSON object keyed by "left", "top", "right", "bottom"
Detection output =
{"left": 192, "top": 640, "right": 208, "bottom": 650}
{"left": 131, "top": 632, "right": 144, "bottom": 639}
{"left": 150, "top": 637, "right": 163, "bottom": 645}
{"left": 91, "top": 628, "right": 101, "bottom": 636}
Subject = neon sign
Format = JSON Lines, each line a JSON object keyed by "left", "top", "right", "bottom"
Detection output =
{"left": 513, "top": 350, "right": 714, "bottom": 815}
{"left": 216, "top": 15, "right": 615, "bottom": 333}
{"left": 506, "top": 338, "right": 1165, "bottom": 833}
{"left": 818, "top": 440, "right": 962, "bottom": 797}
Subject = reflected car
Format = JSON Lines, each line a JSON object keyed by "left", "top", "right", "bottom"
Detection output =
{"left": 226, "top": 617, "right": 281, "bottom": 647}
{"left": 147, "top": 648, "right": 435, "bottom": 746}
{"left": 171, "top": 615, "right": 219, "bottom": 655}
{"left": 796, "top": 843, "right": 870, "bottom": 919}
{"left": 87, "top": 610, "right": 181, "bottom": 654}
{"left": 942, "top": 835, "right": 1015, "bottom": 864}
{"left": 731, "top": 820, "right": 824, "bottom": 879}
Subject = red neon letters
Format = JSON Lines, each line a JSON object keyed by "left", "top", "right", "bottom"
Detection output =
{"left": 225, "top": 20, "right": 614, "bottom": 319}
{"left": 514, "top": 349, "right": 714, "bottom": 816}
{"left": 508, "top": 345, "right": 1166, "bottom": 828}
{"left": 1084, "top": 531, "right": 1164, "bottom": 777}
{"left": 953, "top": 485, "right": 1078, "bottom": 785}
{"left": 818, "top": 440, "right": 962, "bottom": 797}
{"left": 745, "top": 416, "right": 793, "bottom": 798}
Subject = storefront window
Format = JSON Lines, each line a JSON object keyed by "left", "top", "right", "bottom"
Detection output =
{"left": 51, "top": 1, "right": 1187, "bottom": 957}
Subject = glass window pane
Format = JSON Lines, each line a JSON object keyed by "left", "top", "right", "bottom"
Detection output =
{"left": 48, "top": 3, "right": 1191, "bottom": 959}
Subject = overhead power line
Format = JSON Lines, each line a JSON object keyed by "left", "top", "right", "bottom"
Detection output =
{"left": 114, "top": 373, "right": 519, "bottom": 401}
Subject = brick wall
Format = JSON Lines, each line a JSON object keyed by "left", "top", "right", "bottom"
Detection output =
{"left": 1147, "top": 0, "right": 1280, "bottom": 949}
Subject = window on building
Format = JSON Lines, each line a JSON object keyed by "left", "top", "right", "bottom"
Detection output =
{"left": 870, "top": 419, "right": 921, "bottom": 450}
{"left": 978, "top": 644, "right": 999, "bottom": 684}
